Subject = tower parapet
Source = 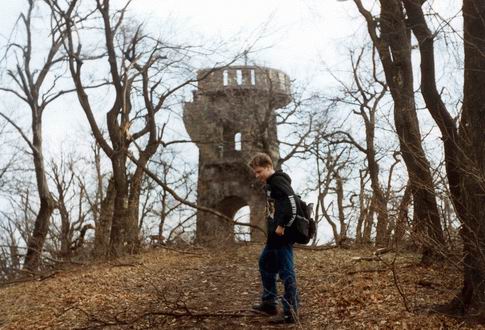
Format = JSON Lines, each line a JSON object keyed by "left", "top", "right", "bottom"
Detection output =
{"left": 196, "top": 66, "right": 291, "bottom": 108}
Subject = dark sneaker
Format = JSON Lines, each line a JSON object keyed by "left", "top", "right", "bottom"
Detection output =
{"left": 269, "top": 314, "right": 297, "bottom": 324}
{"left": 252, "top": 303, "right": 278, "bottom": 315}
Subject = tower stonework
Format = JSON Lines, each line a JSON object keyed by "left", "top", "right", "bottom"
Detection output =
{"left": 183, "top": 65, "right": 291, "bottom": 244}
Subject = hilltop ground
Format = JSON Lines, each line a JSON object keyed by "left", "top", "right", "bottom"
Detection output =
{"left": 0, "top": 244, "right": 482, "bottom": 329}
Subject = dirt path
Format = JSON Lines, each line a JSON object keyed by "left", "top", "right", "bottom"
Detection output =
{"left": 0, "top": 245, "right": 481, "bottom": 329}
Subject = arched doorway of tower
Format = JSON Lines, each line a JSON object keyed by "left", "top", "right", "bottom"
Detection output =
{"left": 215, "top": 196, "right": 251, "bottom": 242}
{"left": 234, "top": 206, "right": 250, "bottom": 242}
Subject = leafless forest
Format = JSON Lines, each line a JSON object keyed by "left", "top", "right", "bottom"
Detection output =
{"left": 1, "top": 0, "right": 484, "bottom": 328}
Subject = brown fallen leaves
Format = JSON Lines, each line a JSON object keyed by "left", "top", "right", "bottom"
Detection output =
{"left": 0, "top": 245, "right": 482, "bottom": 329}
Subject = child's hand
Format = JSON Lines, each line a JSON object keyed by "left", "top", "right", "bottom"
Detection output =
{"left": 275, "top": 225, "right": 285, "bottom": 236}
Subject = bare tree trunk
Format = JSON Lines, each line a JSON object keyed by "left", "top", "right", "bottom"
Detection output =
{"left": 335, "top": 172, "right": 348, "bottom": 244}
{"left": 393, "top": 183, "right": 412, "bottom": 246}
{"left": 355, "top": 170, "right": 369, "bottom": 245}
{"left": 402, "top": 0, "right": 463, "bottom": 220}
{"left": 159, "top": 189, "right": 168, "bottom": 238}
{"left": 454, "top": 0, "right": 485, "bottom": 314}
{"left": 126, "top": 145, "right": 158, "bottom": 252}
{"left": 369, "top": 139, "right": 390, "bottom": 247}
{"left": 321, "top": 205, "right": 340, "bottom": 245}
{"left": 23, "top": 110, "right": 56, "bottom": 271}
{"left": 94, "top": 178, "right": 115, "bottom": 258}
{"left": 49, "top": 160, "right": 75, "bottom": 260}
{"left": 58, "top": 195, "right": 71, "bottom": 260}
{"left": 363, "top": 196, "right": 375, "bottom": 244}
{"left": 8, "top": 230, "right": 20, "bottom": 271}
{"left": 71, "top": 224, "right": 94, "bottom": 252}
{"left": 109, "top": 156, "right": 130, "bottom": 257}
{"left": 354, "top": 0, "right": 445, "bottom": 263}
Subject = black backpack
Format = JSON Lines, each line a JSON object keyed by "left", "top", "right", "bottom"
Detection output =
{"left": 289, "top": 196, "right": 316, "bottom": 244}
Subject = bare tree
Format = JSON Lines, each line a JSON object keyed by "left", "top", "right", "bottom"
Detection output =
{"left": 330, "top": 46, "right": 392, "bottom": 246}
{"left": 48, "top": 0, "right": 229, "bottom": 256}
{"left": 352, "top": 0, "right": 445, "bottom": 263}
{"left": 310, "top": 140, "right": 354, "bottom": 246}
{"left": 0, "top": 0, "right": 80, "bottom": 270}
{"left": 349, "top": 0, "right": 485, "bottom": 314}
{"left": 73, "top": 139, "right": 115, "bottom": 259}
{"left": 354, "top": 169, "right": 371, "bottom": 244}
{"left": 451, "top": 0, "right": 485, "bottom": 316}
{"left": 371, "top": 0, "right": 485, "bottom": 314}
{"left": 0, "top": 219, "right": 21, "bottom": 280}
{"left": 48, "top": 155, "right": 93, "bottom": 260}
{"left": 147, "top": 150, "right": 195, "bottom": 241}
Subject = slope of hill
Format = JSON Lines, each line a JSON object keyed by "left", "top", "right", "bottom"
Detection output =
{"left": 0, "top": 244, "right": 480, "bottom": 329}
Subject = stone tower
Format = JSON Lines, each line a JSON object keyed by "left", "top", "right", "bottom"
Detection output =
{"left": 183, "top": 65, "right": 291, "bottom": 244}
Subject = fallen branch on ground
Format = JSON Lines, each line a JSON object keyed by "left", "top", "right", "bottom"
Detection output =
{"left": 74, "top": 307, "right": 258, "bottom": 330}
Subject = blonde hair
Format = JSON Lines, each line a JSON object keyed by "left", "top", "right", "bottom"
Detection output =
{"left": 249, "top": 152, "right": 273, "bottom": 169}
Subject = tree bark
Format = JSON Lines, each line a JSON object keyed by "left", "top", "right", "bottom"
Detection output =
{"left": 363, "top": 196, "right": 375, "bottom": 244}
{"left": 58, "top": 191, "right": 71, "bottom": 260}
{"left": 94, "top": 178, "right": 115, "bottom": 259}
{"left": 366, "top": 113, "right": 390, "bottom": 247}
{"left": 24, "top": 114, "right": 56, "bottom": 270}
{"left": 393, "top": 183, "right": 412, "bottom": 246}
{"left": 335, "top": 172, "right": 348, "bottom": 244}
{"left": 456, "top": 0, "right": 485, "bottom": 314}
{"left": 402, "top": 0, "right": 464, "bottom": 218}
{"left": 355, "top": 170, "right": 369, "bottom": 245}
{"left": 109, "top": 155, "right": 130, "bottom": 257}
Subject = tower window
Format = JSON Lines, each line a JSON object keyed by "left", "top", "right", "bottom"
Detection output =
{"left": 223, "top": 70, "right": 228, "bottom": 86}
{"left": 235, "top": 132, "right": 241, "bottom": 151}
{"left": 236, "top": 70, "right": 243, "bottom": 85}
{"left": 250, "top": 69, "right": 256, "bottom": 85}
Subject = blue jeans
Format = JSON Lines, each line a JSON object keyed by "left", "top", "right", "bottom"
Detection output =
{"left": 258, "top": 244, "right": 299, "bottom": 315}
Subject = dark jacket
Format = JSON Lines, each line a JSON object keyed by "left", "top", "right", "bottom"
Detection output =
{"left": 265, "top": 170, "right": 298, "bottom": 246}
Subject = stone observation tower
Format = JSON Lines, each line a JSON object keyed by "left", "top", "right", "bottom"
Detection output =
{"left": 183, "top": 65, "right": 292, "bottom": 244}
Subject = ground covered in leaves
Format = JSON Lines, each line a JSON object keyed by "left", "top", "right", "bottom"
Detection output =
{"left": 0, "top": 244, "right": 482, "bottom": 329}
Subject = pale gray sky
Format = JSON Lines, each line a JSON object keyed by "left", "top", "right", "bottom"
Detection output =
{"left": 0, "top": 0, "right": 462, "bottom": 152}
{"left": 0, "top": 0, "right": 363, "bottom": 152}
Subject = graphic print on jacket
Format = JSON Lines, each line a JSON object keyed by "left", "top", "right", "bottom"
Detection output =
{"left": 264, "top": 170, "right": 298, "bottom": 246}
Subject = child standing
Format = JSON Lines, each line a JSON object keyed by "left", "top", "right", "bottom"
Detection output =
{"left": 249, "top": 152, "right": 299, "bottom": 324}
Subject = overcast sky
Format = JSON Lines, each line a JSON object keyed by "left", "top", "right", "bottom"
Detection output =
{"left": 0, "top": 0, "right": 368, "bottom": 163}
{"left": 0, "top": 0, "right": 461, "bottom": 151}
{"left": 1, "top": 0, "right": 365, "bottom": 89}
